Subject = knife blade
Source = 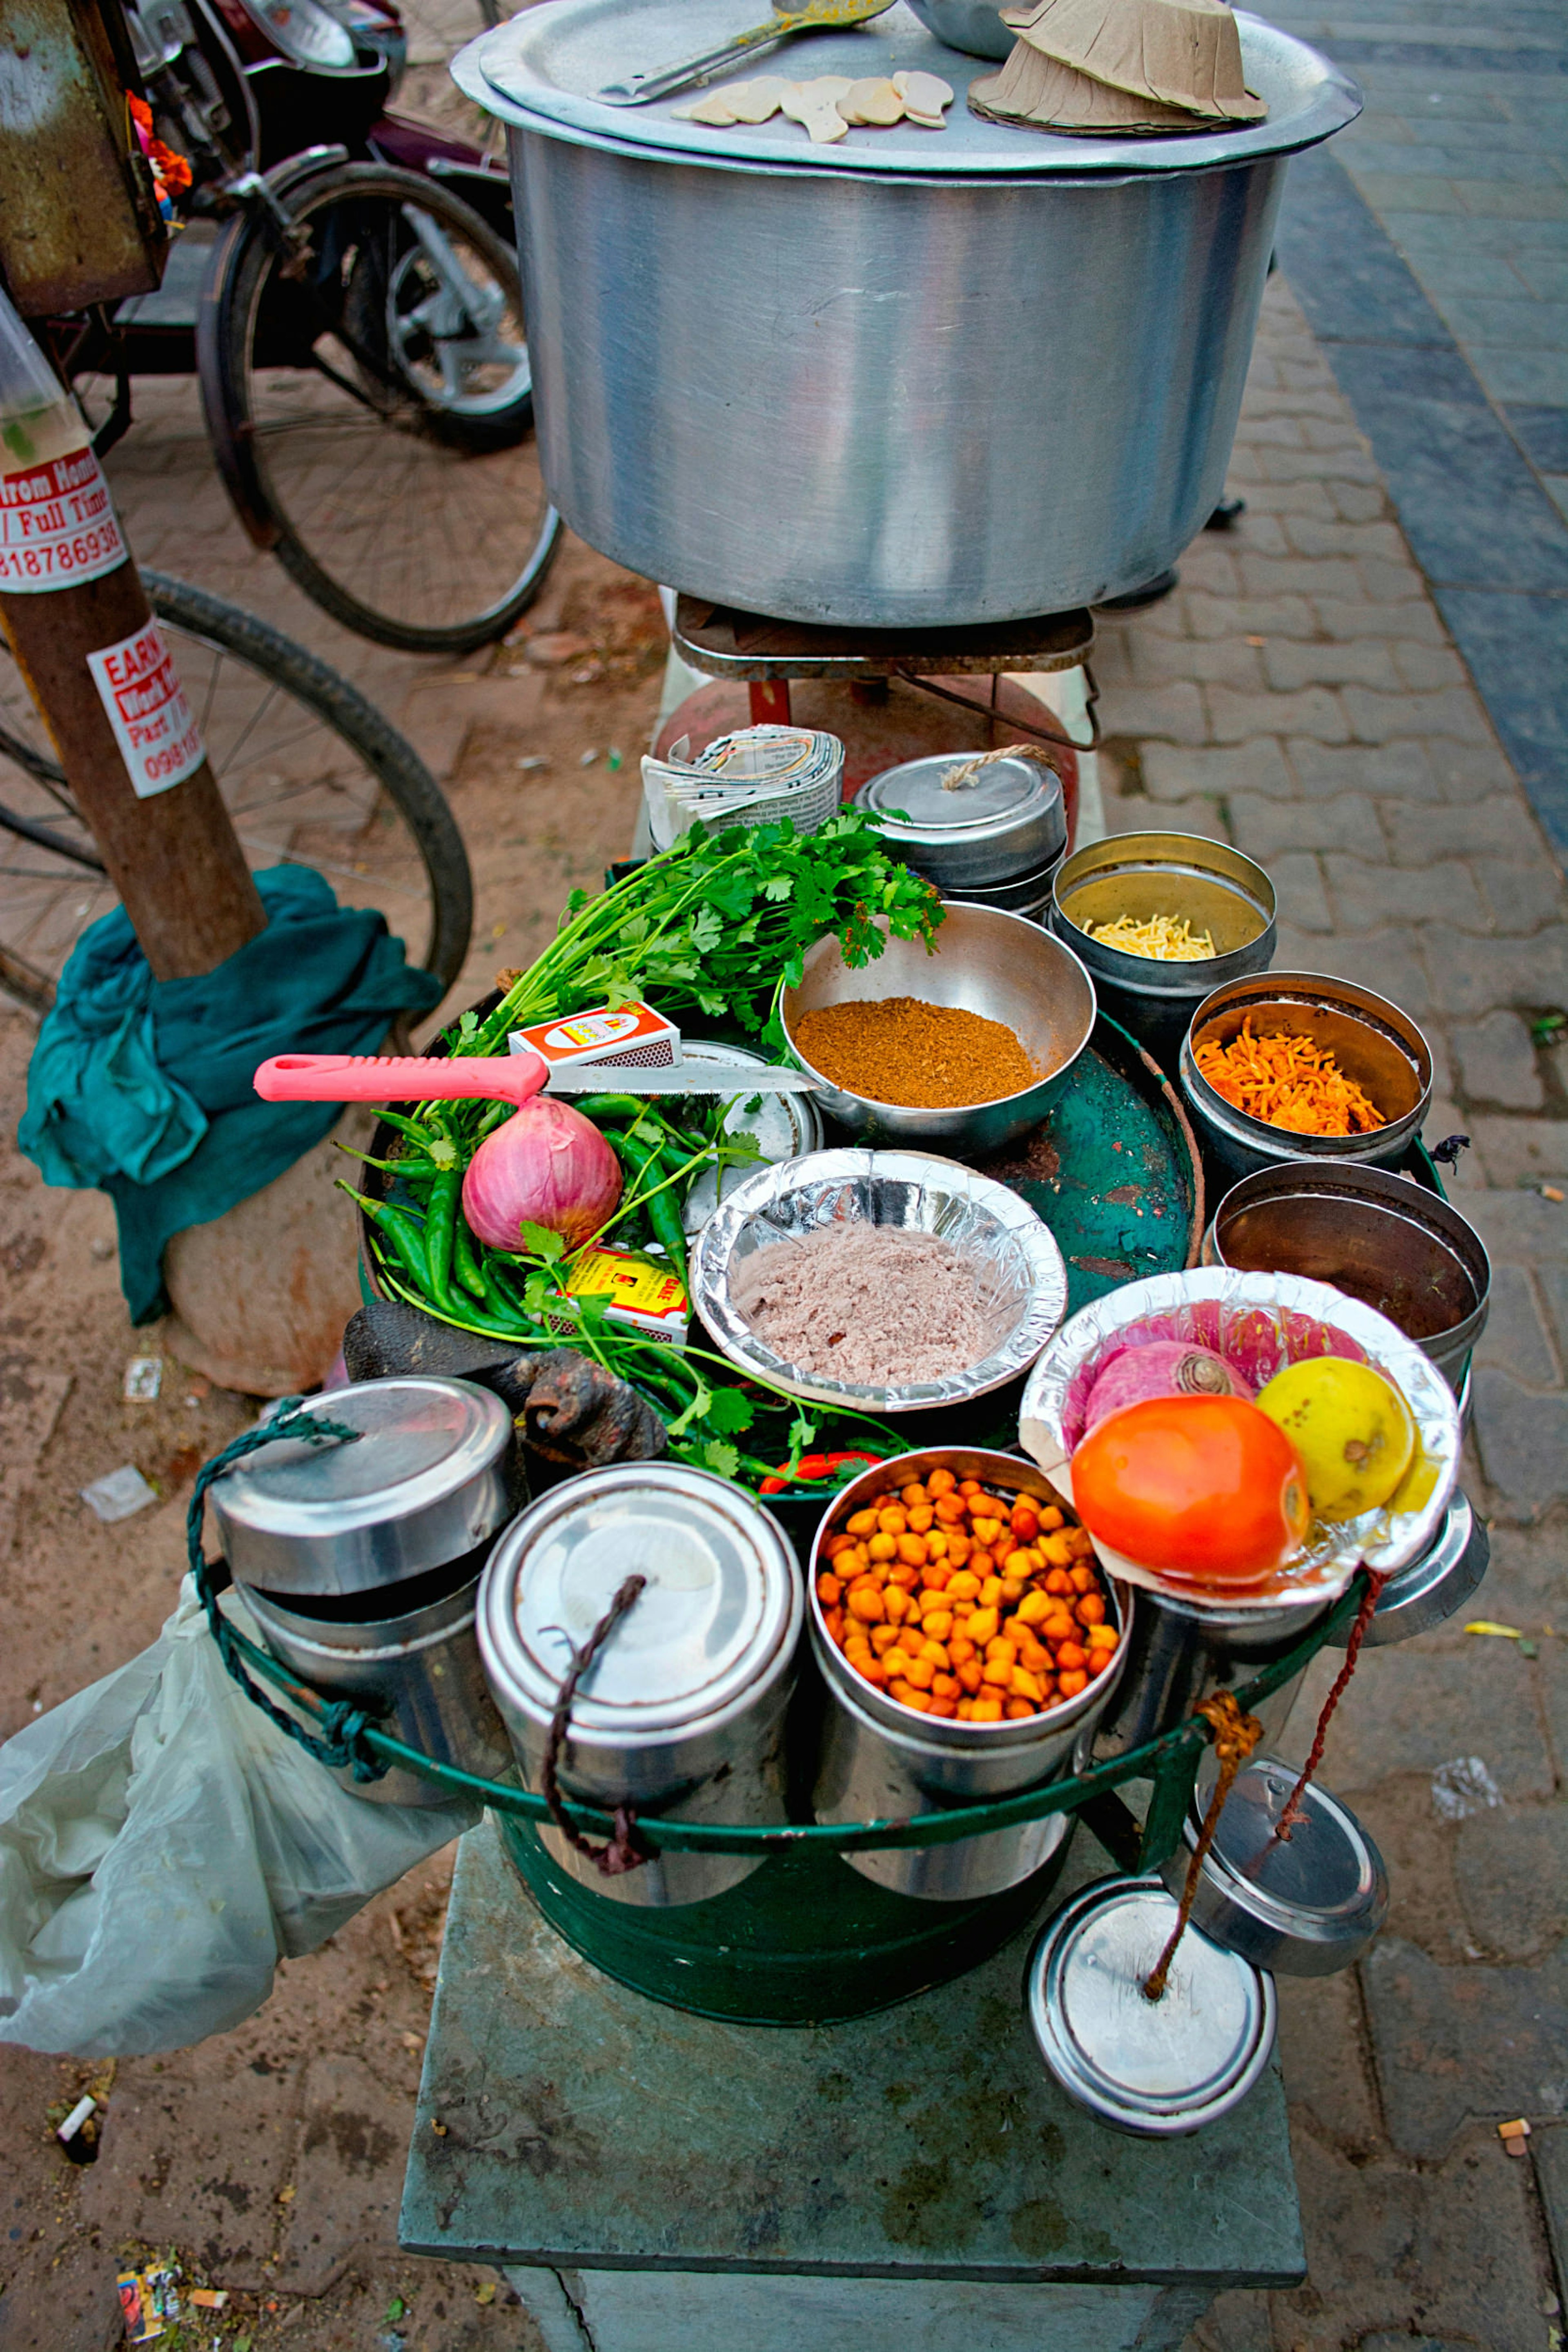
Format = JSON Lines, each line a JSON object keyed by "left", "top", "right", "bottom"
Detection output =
{"left": 546, "top": 1063, "right": 822, "bottom": 1097}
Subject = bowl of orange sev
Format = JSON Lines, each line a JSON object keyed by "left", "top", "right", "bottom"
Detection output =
{"left": 1178, "top": 971, "right": 1433, "bottom": 1184}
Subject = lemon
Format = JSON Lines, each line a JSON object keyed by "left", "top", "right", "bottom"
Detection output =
{"left": 1254, "top": 1358, "right": 1416, "bottom": 1521}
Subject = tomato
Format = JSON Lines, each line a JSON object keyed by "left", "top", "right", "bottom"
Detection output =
{"left": 1071, "top": 1395, "right": 1310, "bottom": 1588}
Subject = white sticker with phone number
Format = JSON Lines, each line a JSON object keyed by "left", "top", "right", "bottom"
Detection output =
{"left": 0, "top": 445, "right": 126, "bottom": 591}
{"left": 86, "top": 619, "right": 206, "bottom": 800}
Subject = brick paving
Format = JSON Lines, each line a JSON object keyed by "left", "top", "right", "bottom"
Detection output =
{"left": 1092, "top": 275, "right": 1568, "bottom": 2350}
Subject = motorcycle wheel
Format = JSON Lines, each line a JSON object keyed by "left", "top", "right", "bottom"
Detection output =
{"left": 199, "top": 161, "right": 561, "bottom": 655}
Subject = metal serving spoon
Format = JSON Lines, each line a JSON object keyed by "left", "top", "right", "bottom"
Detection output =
{"left": 596, "top": 0, "right": 895, "bottom": 108}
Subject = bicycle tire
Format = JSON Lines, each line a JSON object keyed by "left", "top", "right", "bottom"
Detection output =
{"left": 199, "top": 162, "right": 562, "bottom": 654}
{"left": 0, "top": 574, "right": 473, "bottom": 1014}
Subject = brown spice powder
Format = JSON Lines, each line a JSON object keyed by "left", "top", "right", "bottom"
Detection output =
{"left": 794, "top": 996, "right": 1041, "bottom": 1109}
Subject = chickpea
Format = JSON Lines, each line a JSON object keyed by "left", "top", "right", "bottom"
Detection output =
{"left": 897, "top": 1534, "right": 929, "bottom": 1569}
{"left": 817, "top": 1572, "right": 843, "bottom": 1607}
{"left": 971, "top": 1696, "right": 1004, "bottom": 1723}
{"left": 946, "top": 1570, "right": 981, "bottom": 1603}
{"left": 1075, "top": 1592, "right": 1107, "bottom": 1626}
{"left": 956, "top": 1658, "right": 984, "bottom": 1694}
{"left": 1055, "top": 1641, "right": 1088, "bottom": 1673}
{"left": 904, "top": 1656, "right": 935, "bottom": 1691}
{"left": 901, "top": 1483, "right": 929, "bottom": 1510}
{"left": 926, "top": 1467, "right": 958, "bottom": 1497}
{"left": 847, "top": 1583, "right": 885, "bottom": 1624}
{"left": 907, "top": 1507, "right": 935, "bottom": 1534}
{"left": 868, "top": 1533, "right": 897, "bottom": 1563}
{"left": 934, "top": 1494, "right": 968, "bottom": 1526}
{"left": 966, "top": 1606, "right": 999, "bottom": 1645}
{"left": 1086, "top": 1623, "right": 1119, "bottom": 1652}
{"left": 878, "top": 1507, "right": 908, "bottom": 1537}
{"left": 979, "top": 1576, "right": 1004, "bottom": 1608}
{"left": 958, "top": 1478, "right": 983, "bottom": 1497}
{"left": 846, "top": 1508, "right": 879, "bottom": 1538}
{"left": 948, "top": 1636, "right": 976, "bottom": 1666}
{"left": 1056, "top": 1669, "right": 1088, "bottom": 1699}
{"left": 1011, "top": 1505, "right": 1040, "bottom": 1542}
{"left": 1069, "top": 1564, "right": 1098, "bottom": 1593}
{"left": 870, "top": 1624, "right": 899, "bottom": 1654}
{"left": 1005, "top": 1698, "right": 1035, "bottom": 1722}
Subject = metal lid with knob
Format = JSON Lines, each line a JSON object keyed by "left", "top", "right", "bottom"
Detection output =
{"left": 1026, "top": 1876, "right": 1277, "bottom": 2135}
{"left": 210, "top": 1378, "right": 517, "bottom": 1602}
{"left": 855, "top": 751, "right": 1066, "bottom": 890}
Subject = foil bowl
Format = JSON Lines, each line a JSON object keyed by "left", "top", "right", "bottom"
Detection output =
{"left": 1018, "top": 1266, "right": 1461, "bottom": 1612}
{"left": 689, "top": 1148, "right": 1070, "bottom": 1414}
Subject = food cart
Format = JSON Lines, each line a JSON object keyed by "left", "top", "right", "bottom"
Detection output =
{"left": 184, "top": 2, "right": 1499, "bottom": 2339}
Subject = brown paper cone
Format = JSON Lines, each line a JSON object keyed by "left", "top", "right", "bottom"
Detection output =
{"left": 1000, "top": 0, "right": 1265, "bottom": 121}
{"left": 969, "top": 40, "right": 1205, "bottom": 132}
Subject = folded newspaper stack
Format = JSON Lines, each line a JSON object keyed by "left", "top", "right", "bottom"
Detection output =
{"left": 641, "top": 724, "right": 844, "bottom": 851}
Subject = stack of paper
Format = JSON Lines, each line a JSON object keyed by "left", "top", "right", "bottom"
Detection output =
{"left": 641, "top": 725, "right": 844, "bottom": 851}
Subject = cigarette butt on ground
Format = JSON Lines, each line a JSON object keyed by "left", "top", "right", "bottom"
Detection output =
{"left": 1499, "top": 2117, "right": 1532, "bottom": 2155}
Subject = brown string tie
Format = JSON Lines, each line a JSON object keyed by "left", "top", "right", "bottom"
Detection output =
{"left": 1142, "top": 1690, "right": 1265, "bottom": 2004}
{"left": 539, "top": 1574, "right": 649, "bottom": 1877}
{"left": 1269, "top": 1565, "right": 1388, "bottom": 1845}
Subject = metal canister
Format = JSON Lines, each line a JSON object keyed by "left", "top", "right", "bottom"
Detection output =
{"left": 1091, "top": 1587, "right": 1327, "bottom": 1764}
{"left": 242, "top": 1573, "right": 513, "bottom": 1809}
{"left": 1026, "top": 1877, "right": 1277, "bottom": 2135}
{"left": 1158, "top": 1755, "right": 1388, "bottom": 1976}
{"left": 477, "top": 1463, "right": 803, "bottom": 1908}
{"left": 1050, "top": 832, "right": 1276, "bottom": 1072}
{"left": 1328, "top": 1489, "right": 1490, "bottom": 1649}
{"left": 1180, "top": 973, "right": 1434, "bottom": 1188}
{"left": 854, "top": 751, "right": 1067, "bottom": 890}
{"left": 809, "top": 1449, "right": 1132, "bottom": 1899}
{"left": 211, "top": 1378, "right": 517, "bottom": 1603}
{"left": 940, "top": 846, "right": 1067, "bottom": 928}
{"left": 1203, "top": 1158, "right": 1490, "bottom": 1396}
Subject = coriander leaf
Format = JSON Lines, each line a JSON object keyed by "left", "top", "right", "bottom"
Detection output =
{"left": 788, "top": 1411, "right": 818, "bottom": 1453}
{"left": 458, "top": 1009, "right": 479, "bottom": 1039}
{"left": 697, "top": 1439, "right": 740, "bottom": 1480}
{"left": 689, "top": 905, "right": 723, "bottom": 953}
{"left": 704, "top": 1387, "right": 755, "bottom": 1435}
{"left": 762, "top": 875, "right": 793, "bottom": 903}
{"left": 428, "top": 1136, "right": 458, "bottom": 1171}
{"left": 519, "top": 1222, "right": 566, "bottom": 1262}
{"left": 667, "top": 1380, "right": 712, "bottom": 1438}
{"left": 696, "top": 990, "right": 729, "bottom": 1017}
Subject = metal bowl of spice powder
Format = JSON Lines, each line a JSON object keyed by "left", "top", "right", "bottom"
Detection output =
{"left": 690, "top": 1147, "right": 1071, "bottom": 1415}
{"left": 780, "top": 902, "right": 1097, "bottom": 1155}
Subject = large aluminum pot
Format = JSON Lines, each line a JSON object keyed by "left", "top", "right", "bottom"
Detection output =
{"left": 454, "top": 5, "right": 1359, "bottom": 628}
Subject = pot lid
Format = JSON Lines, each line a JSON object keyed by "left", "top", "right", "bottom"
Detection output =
{"left": 858, "top": 751, "right": 1062, "bottom": 843}
{"left": 485, "top": 1462, "right": 800, "bottom": 1734}
{"left": 1166, "top": 1755, "right": 1389, "bottom": 1966}
{"left": 455, "top": 4, "right": 1359, "bottom": 181}
{"left": 1026, "top": 1876, "right": 1276, "bottom": 2134}
{"left": 212, "top": 1380, "right": 513, "bottom": 1560}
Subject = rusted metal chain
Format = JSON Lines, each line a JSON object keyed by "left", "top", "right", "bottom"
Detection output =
{"left": 539, "top": 1574, "right": 649, "bottom": 1877}
{"left": 1142, "top": 1691, "right": 1264, "bottom": 2002}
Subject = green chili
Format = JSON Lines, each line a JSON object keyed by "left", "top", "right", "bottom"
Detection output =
{"left": 333, "top": 1143, "right": 441, "bottom": 1186}
{"left": 452, "top": 1210, "right": 488, "bottom": 1303}
{"left": 338, "top": 1185, "right": 430, "bottom": 1295}
{"left": 419, "top": 1165, "right": 461, "bottom": 1314}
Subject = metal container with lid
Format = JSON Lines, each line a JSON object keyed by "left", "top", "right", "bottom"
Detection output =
{"left": 1203, "top": 1157, "right": 1490, "bottom": 1397}
{"left": 1179, "top": 972, "right": 1434, "bottom": 1188}
{"left": 1050, "top": 832, "right": 1276, "bottom": 1072}
{"left": 1327, "top": 1489, "right": 1490, "bottom": 1650}
{"left": 212, "top": 1379, "right": 517, "bottom": 1603}
{"left": 1027, "top": 1877, "right": 1277, "bottom": 2135}
{"left": 1091, "top": 1587, "right": 1327, "bottom": 1764}
{"left": 477, "top": 1462, "right": 804, "bottom": 1907}
{"left": 940, "top": 846, "right": 1066, "bottom": 928}
{"left": 1159, "top": 1755, "right": 1389, "bottom": 1975}
{"left": 243, "top": 1572, "right": 513, "bottom": 1810}
{"left": 454, "top": 5, "right": 1359, "bottom": 628}
{"left": 854, "top": 750, "right": 1067, "bottom": 891}
{"left": 677, "top": 1037, "right": 825, "bottom": 1237}
{"left": 809, "top": 1449, "right": 1131, "bottom": 1898}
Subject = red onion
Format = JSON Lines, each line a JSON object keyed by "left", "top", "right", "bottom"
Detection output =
{"left": 461, "top": 1098, "right": 622, "bottom": 1251}
{"left": 1082, "top": 1340, "right": 1254, "bottom": 1432}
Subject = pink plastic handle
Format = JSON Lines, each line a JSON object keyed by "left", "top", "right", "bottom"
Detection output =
{"left": 253, "top": 1052, "right": 549, "bottom": 1106}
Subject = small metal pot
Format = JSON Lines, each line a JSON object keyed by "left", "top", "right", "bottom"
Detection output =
{"left": 1204, "top": 1158, "right": 1490, "bottom": 1396}
{"left": 211, "top": 1379, "right": 518, "bottom": 1604}
{"left": 809, "top": 1449, "right": 1132, "bottom": 1898}
{"left": 1092, "top": 1587, "right": 1326, "bottom": 1763}
{"left": 905, "top": 0, "right": 1014, "bottom": 58}
{"left": 1159, "top": 1755, "right": 1388, "bottom": 1976}
{"left": 477, "top": 1463, "right": 803, "bottom": 1908}
{"left": 854, "top": 751, "right": 1067, "bottom": 891}
{"left": 941, "top": 846, "right": 1067, "bottom": 926}
{"left": 1329, "top": 1489, "right": 1490, "bottom": 1649}
{"left": 244, "top": 1569, "right": 512, "bottom": 1809}
{"left": 1050, "top": 832, "right": 1276, "bottom": 1073}
{"left": 1180, "top": 972, "right": 1433, "bottom": 1188}
{"left": 780, "top": 902, "right": 1098, "bottom": 1155}
{"left": 1026, "top": 1877, "right": 1277, "bottom": 2135}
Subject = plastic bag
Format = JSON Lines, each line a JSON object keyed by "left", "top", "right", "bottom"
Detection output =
{"left": 0, "top": 1578, "right": 478, "bottom": 2055}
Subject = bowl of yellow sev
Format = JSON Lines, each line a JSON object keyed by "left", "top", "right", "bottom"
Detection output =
{"left": 1178, "top": 970, "right": 1434, "bottom": 1187}
{"left": 1048, "top": 832, "right": 1276, "bottom": 1072}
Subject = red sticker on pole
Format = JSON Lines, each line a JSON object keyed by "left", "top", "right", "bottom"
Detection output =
{"left": 0, "top": 443, "right": 126, "bottom": 591}
{"left": 86, "top": 618, "right": 207, "bottom": 800}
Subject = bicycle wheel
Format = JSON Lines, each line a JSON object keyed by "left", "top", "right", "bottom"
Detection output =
{"left": 200, "top": 162, "right": 561, "bottom": 653}
{"left": 0, "top": 572, "right": 472, "bottom": 1015}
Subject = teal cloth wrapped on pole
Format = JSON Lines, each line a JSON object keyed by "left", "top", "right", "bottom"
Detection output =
{"left": 18, "top": 868, "right": 443, "bottom": 1322}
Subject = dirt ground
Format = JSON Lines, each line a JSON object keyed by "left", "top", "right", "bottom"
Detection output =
{"left": 0, "top": 525, "right": 660, "bottom": 2352}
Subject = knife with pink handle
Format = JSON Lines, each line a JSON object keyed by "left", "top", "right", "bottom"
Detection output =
{"left": 254, "top": 1052, "right": 550, "bottom": 1106}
